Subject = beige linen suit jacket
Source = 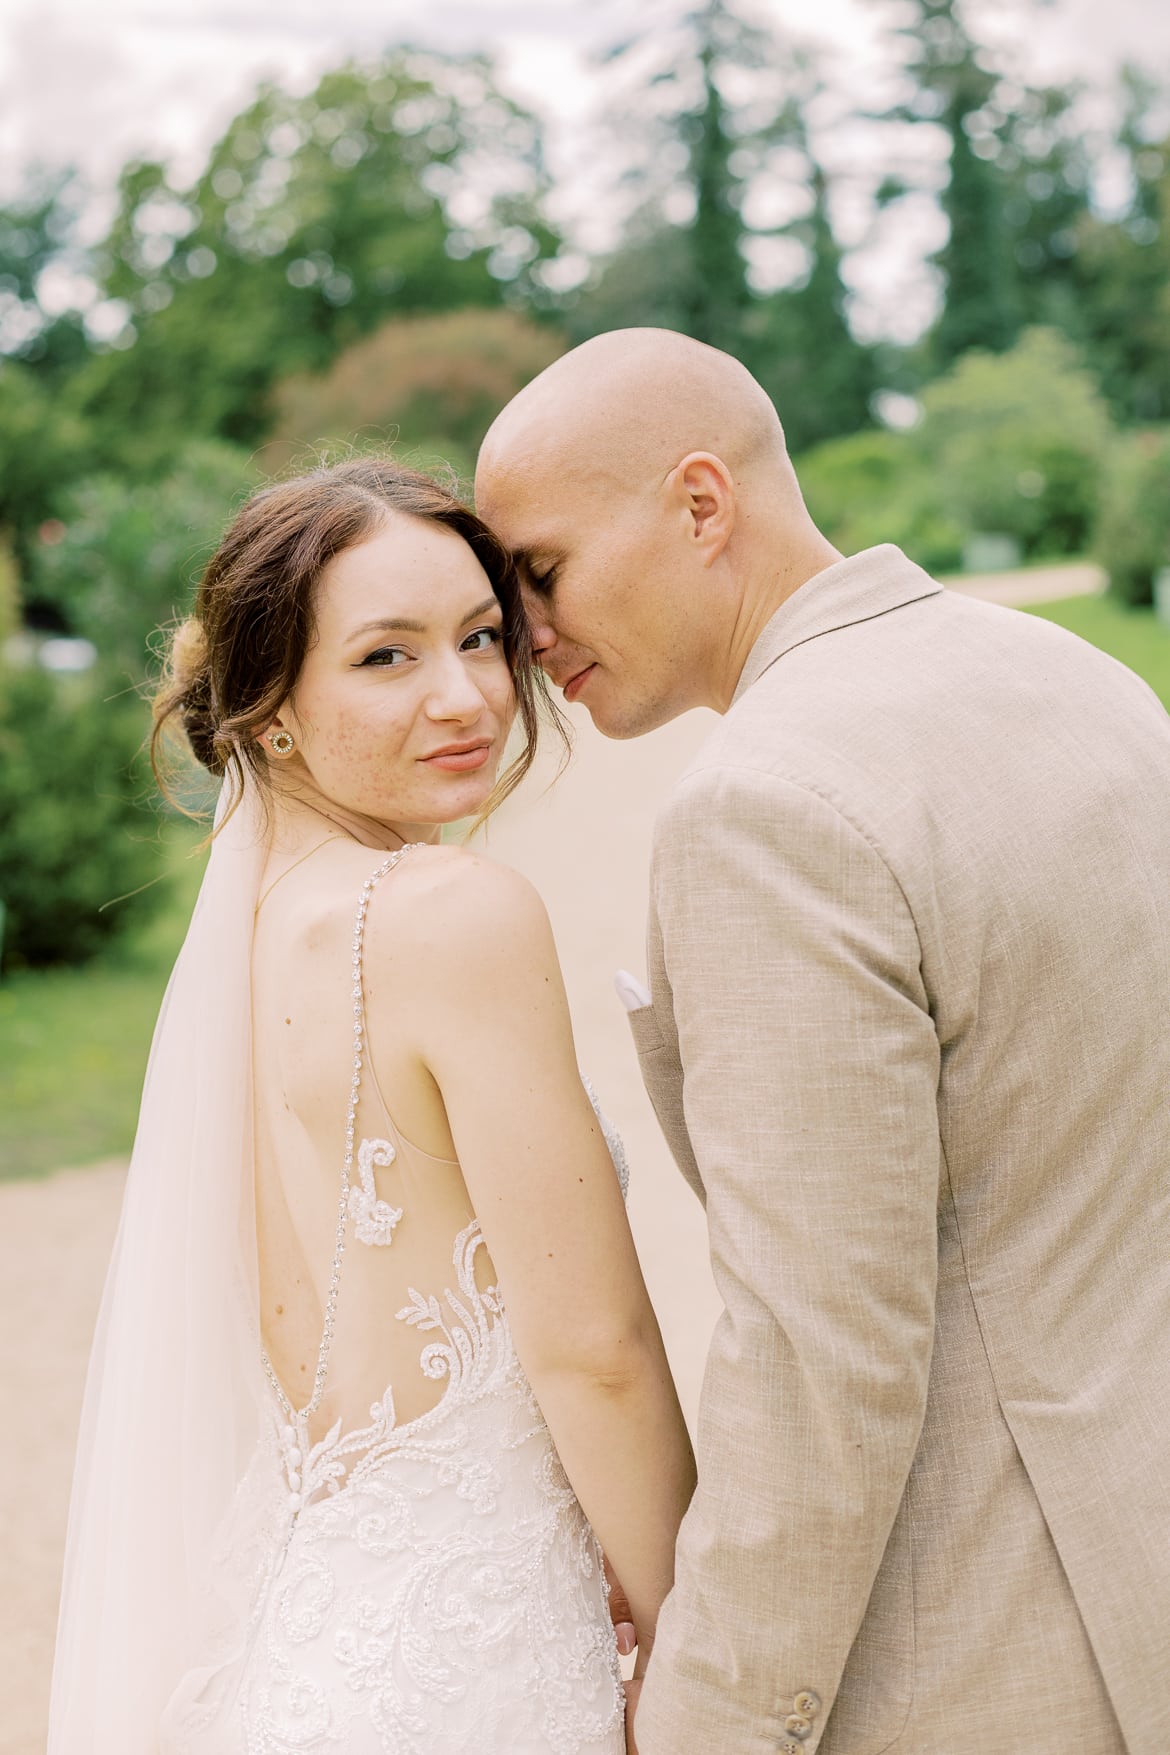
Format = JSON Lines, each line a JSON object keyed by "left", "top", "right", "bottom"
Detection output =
{"left": 630, "top": 545, "right": 1170, "bottom": 1755}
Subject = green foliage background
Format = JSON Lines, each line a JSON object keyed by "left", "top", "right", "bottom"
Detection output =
{"left": 1, "top": 0, "right": 1169, "bottom": 1174}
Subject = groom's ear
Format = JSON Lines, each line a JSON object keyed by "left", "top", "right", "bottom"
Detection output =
{"left": 671, "top": 452, "right": 735, "bottom": 566}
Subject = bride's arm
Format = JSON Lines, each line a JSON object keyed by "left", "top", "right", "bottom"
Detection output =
{"left": 401, "top": 851, "right": 696, "bottom": 1647}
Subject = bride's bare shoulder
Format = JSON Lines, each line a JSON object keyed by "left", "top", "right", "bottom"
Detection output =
{"left": 376, "top": 842, "right": 552, "bottom": 960}
{"left": 258, "top": 839, "right": 551, "bottom": 986}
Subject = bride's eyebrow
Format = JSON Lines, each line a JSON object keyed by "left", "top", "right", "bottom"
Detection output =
{"left": 347, "top": 598, "right": 501, "bottom": 641}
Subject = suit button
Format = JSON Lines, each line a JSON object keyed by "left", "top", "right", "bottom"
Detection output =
{"left": 780, "top": 1743, "right": 803, "bottom": 1755}
{"left": 785, "top": 1716, "right": 813, "bottom": 1739}
{"left": 794, "top": 1691, "right": 822, "bottom": 1718}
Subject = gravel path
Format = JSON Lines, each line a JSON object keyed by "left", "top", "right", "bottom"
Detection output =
{"left": 0, "top": 1161, "right": 127, "bottom": 1755}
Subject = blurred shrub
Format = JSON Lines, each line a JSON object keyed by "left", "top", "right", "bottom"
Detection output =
{"left": 0, "top": 665, "right": 167, "bottom": 968}
{"left": 1094, "top": 427, "right": 1170, "bottom": 607}
{"left": 796, "top": 428, "right": 966, "bottom": 575}
{"left": 28, "top": 440, "right": 252, "bottom": 679}
{"left": 265, "top": 308, "right": 566, "bottom": 487}
{"left": 0, "top": 536, "right": 18, "bottom": 645}
{"left": 916, "top": 328, "right": 1113, "bottom": 558}
{"left": 0, "top": 359, "right": 92, "bottom": 555}
{"left": 798, "top": 328, "right": 1113, "bottom": 571}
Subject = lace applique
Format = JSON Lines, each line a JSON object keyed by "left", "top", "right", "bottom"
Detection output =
{"left": 229, "top": 1222, "right": 625, "bottom": 1754}
{"left": 582, "top": 1075, "right": 630, "bottom": 1198}
{"left": 347, "top": 1136, "right": 402, "bottom": 1246}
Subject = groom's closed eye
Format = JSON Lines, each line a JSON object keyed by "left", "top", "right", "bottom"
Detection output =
{"left": 516, "top": 551, "right": 559, "bottom": 595}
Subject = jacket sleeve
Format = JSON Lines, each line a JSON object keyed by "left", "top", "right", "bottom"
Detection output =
{"left": 635, "top": 762, "right": 940, "bottom": 1755}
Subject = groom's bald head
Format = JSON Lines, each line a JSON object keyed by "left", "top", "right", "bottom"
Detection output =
{"left": 475, "top": 328, "right": 835, "bottom": 736}
{"left": 478, "top": 326, "right": 791, "bottom": 499}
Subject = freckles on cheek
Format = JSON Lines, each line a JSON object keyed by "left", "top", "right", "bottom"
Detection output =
{"left": 321, "top": 703, "right": 404, "bottom": 792}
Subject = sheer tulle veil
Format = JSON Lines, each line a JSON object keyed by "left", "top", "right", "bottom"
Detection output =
{"left": 48, "top": 779, "right": 273, "bottom": 1752}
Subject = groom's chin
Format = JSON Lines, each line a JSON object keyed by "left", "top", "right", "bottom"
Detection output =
{"left": 576, "top": 695, "right": 686, "bottom": 741}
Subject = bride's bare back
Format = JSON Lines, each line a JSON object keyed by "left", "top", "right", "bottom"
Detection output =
{"left": 253, "top": 836, "right": 497, "bottom": 1436}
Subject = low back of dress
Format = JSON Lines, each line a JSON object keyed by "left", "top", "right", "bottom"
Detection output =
{"left": 160, "top": 842, "right": 625, "bottom": 1755}
{"left": 252, "top": 842, "right": 498, "bottom": 1448}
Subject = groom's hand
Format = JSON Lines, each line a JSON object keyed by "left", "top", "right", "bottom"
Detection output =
{"left": 604, "top": 1554, "right": 637, "bottom": 1657}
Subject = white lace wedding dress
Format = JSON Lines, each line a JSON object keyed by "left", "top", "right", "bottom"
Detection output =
{"left": 160, "top": 848, "right": 627, "bottom": 1755}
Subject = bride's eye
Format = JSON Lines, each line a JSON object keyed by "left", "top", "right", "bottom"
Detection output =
{"left": 461, "top": 626, "right": 503, "bottom": 653}
{"left": 358, "top": 645, "right": 410, "bottom": 668}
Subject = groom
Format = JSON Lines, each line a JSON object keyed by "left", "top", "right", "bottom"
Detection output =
{"left": 476, "top": 329, "right": 1170, "bottom": 1755}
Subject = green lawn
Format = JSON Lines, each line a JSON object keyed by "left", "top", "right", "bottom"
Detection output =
{"left": 4, "top": 591, "right": 1170, "bottom": 1183}
{"left": 1024, "top": 594, "right": 1170, "bottom": 710}
{"left": 0, "top": 821, "right": 208, "bottom": 1180}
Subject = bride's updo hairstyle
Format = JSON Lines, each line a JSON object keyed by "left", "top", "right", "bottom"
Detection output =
{"left": 152, "top": 456, "right": 556, "bottom": 820}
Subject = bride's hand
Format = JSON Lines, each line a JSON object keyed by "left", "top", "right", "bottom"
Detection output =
{"left": 604, "top": 1553, "right": 638, "bottom": 1658}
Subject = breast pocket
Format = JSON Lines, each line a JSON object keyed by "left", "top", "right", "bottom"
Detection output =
{"left": 626, "top": 1002, "right": 665, "bottom": 1057}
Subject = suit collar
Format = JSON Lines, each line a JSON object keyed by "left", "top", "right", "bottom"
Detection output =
{"left": 731, "top": 544, "right": 943, "bottom": 708}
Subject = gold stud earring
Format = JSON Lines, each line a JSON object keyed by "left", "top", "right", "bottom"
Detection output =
{"left": 268, "top": 730, "right": 295, "bottom": 755}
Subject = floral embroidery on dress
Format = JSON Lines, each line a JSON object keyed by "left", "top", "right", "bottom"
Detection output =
{"left": 232, "top": 1221, "right": 624, "bottom": 1754}
{"left": 347, "top": 1137, "right": 403, "bottom": 1246}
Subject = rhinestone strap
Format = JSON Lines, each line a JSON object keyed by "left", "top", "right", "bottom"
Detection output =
{"left": 261, "top": 843, "right": 421, "bottom": 1424}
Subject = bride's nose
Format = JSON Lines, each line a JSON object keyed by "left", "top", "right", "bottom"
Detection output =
{"left": 425, "top": 651, "right": 492, "bottom": 722}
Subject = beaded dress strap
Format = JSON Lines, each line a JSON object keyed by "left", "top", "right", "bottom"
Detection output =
{"left": 261, "top": 843, "right": 422, "bottom": 1425}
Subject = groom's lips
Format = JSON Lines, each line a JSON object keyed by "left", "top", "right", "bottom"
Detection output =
{"left": 563, "top": 664, "right": 597, "bottom": 703}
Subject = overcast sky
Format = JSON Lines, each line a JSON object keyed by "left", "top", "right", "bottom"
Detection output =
{"left": 1, "top": 0, "right": 1166, "bottom": 341}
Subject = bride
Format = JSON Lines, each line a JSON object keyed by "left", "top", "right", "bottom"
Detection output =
{"left": 48, "top": 457, "right": 695, "bottom": 1754}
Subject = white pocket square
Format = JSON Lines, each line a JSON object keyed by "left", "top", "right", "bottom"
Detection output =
{"left": 614, "top": 969, "right": 652, "bottom": 1013}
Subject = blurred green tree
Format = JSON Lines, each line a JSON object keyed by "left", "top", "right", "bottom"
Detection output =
{"left": 882, "top": 0, "right": 1130, "bottom": 374}
{"left": 916, "top": 327, "right": 1113, "bottom": 557}
{"left": 882, "top": 6, "right": 1170, "bottom": 426}
{"left": 1094, "top": 426, "right": 1170, "bottom": 605}
{"left": 796, "top": 426, "right": 965, "bottom": 574}
{"left": 0, "top": 536, "right": 19, "bottom": 645}
{"left": 0, "top": 358, "right": 93, "bottom": 567}
{"left": 889, "top": 0, "right": 1021, "bottom": 362}
{"left": 265, "top": 308, "right": 566, "bottom": 487}
{"left": 581, "top": 0, "right": 766, "bottom": 352}
{"left": 73, "top": 52, "right": 562, "bottom": 469}
{"left": 0, "top": 169, "right": 93, "bottom": 384}
{"left": 0, "top": 664, "right": 166, "bottom": 968}
{"left": 1073, "top": 72, "right": 1170, "bottom": 424}
{"left": 742, "top": 153, "right": 876, "bottom": 451}
{"left": 28, "top": 440, "right": 253, "bottom": 680}
{"left": 573, "top": 0, "right": 875, "bottom": 452}
{"left": 798, "top": 327, "right": 1112, "bottom": 569}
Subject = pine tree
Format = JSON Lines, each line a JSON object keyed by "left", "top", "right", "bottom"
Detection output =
{"left": 575, "top": 0, "right": 875, "bottom": 449}
{"left": 888, "top": 0, "right": 1020, "bottom": 364}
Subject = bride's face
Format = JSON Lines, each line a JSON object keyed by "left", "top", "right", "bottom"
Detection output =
{"left": 274, "top": 511, "right": 517, "bottom": 828}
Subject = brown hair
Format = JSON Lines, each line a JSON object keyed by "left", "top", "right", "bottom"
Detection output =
{"left": 152, "top": 456, "right": 561, "bottom": 822}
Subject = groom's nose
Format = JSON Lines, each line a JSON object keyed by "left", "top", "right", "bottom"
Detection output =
{"left": 519, "top": 584, "right": 558, "bottom": 659}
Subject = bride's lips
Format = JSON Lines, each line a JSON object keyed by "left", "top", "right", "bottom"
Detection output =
{"left": 563, "top": 664, "right": 597, "bottom": 703}
{"left": 420, "top": 740, "right": 493, "bottom": 772}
